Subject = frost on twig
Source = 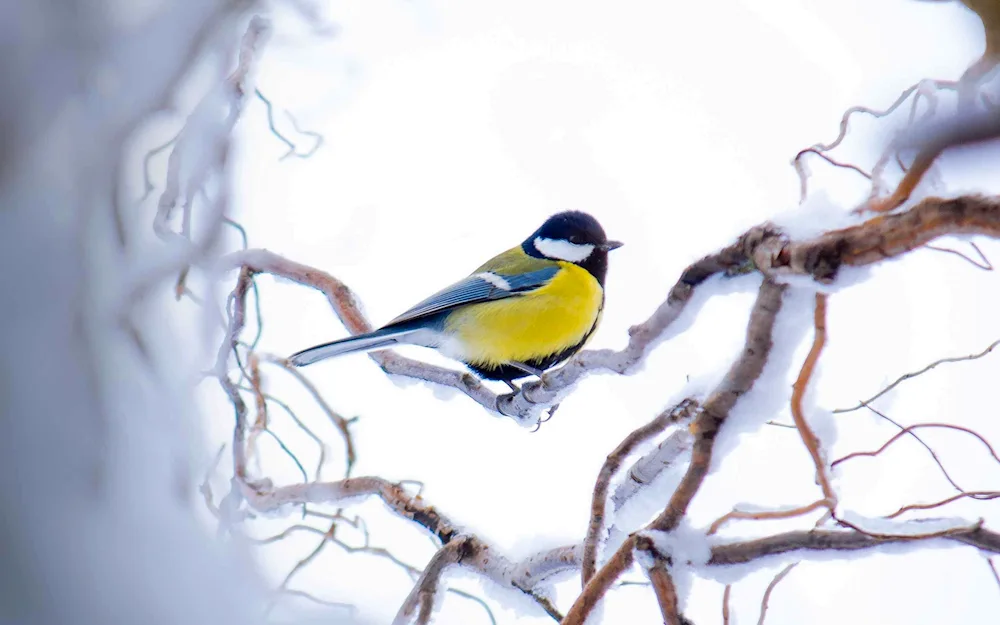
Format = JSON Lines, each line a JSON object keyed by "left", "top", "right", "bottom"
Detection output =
{"left": 133, "top": 15, "right": 272, "bottom": 305}
{"left": 240, "top": 477, "right": 571, "bottom": 621}
{"left": 255, "top": 88, "right": 324, "bottom": 159}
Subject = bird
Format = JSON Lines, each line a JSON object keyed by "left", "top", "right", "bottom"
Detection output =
{"left": 288, "top": 211, "right": 622, "bottom": 390}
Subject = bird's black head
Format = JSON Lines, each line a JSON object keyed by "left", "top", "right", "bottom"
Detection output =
{"left": 522, "top": 211, "right": 622, "bottom": 284}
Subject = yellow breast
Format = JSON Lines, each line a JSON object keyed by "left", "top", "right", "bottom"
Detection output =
{"left": 443, "top": 262, "right": 604, "bottom": 367}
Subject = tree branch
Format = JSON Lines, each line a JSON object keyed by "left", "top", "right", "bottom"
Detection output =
{"left": 788, "top": 293, "right": 835, "bottom": 507}
{"left": 753, "top": 195, "right": 1000, "bottom": 283}
{"left": 582, "top": 398, "right": 699, "bottom": 584}
{"left": 708, "top": 527, "right": 1000, "bottom": 566}
{"left": 562, "top": 278, "right": 786, "bottom": 625}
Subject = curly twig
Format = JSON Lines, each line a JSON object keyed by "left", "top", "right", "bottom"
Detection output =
{"left": 708, "top": 499, "right": 830, "bottom": 536}
{"left": 831, "top": 422, "right": 1000, "bottom": 469}
{"left": 885, "top": 491, "right": 1000, "bottom": 519}
{"left": 789, "top": 293, "right": 836, "bottom": 506}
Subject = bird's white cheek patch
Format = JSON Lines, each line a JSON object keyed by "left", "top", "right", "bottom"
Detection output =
{"left": 475, "top": 272, "right": 512, "bottom": 290}
{"left": 534, "top": 237, "right": 595, "bottom": 262}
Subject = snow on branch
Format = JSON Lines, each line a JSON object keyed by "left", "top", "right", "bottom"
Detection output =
{"left": 708, "top": 525, "right": 1000, "bottom": 567}
{"left": 581, "top": 398, "right": 700, "bottom": 584}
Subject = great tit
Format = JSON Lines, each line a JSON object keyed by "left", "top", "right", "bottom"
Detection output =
{"left": 289, "top": 211, "right": 622, "bottom": 387}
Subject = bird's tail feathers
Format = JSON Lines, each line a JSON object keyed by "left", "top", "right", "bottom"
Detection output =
{"left": 288, "top": 327, "right": 422, "bottom": 367}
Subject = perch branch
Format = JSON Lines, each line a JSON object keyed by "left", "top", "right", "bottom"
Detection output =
{"left": 218, "top": 193, "right": 1000, "bottom": 428}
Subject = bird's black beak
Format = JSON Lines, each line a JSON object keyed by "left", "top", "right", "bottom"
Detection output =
{"left": 600, "top": 240, "right": 624, "bottom": 251}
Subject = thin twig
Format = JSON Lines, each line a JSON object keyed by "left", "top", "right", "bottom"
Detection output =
{"left": 831, "top": 422, "right": 1000, "bottom": 469}
{"left": 797, "top": 148, "right": 873, "bottom": 180}
{"left": 240, "top": 389, "right": 327, "bottom": 480}
{"left": 259, "top": 353, "right": 356, "bottom": 476}
{"left": 835, "top": 338, "right": 1000, "bottom": 413}
{"left": 708, "top": 499, "right": 830, "bottom": 536}
{"left": 199, "top": 444, "right": 226, "bottom": 519}
{"left": 277, "top": 522, "right": 335, "bottom": 593}
{"left": 280, "top": 588, "right": 356, "bottom": 612}
{"left": 988, "top": 557, "right": 1000, "bottom": 595}
{"left": 139, "top": 133, "right": 180, "bottom": 201}
{"left": 885, "top": 491, "right": 1000, "bottom": 519}
{"left": 255, "top": 88, "right": 297, "bottom": 156}
{"left": 279, "top": 588, "right": 353, "bottom": 611}
{"left": 789, "top": 293, "right": 836, "bottom": 506}
{"left": 254, "top": 88, "right": 324, "bottom": 160}
{"left": 833, "top": 514, "right": 982, "bottom": 540}
{"left": 283, "top": 109, "right": 324, "bottom": 159}
{"left": 260, "top": 428, "right": 308, "bottom": 484}
{"left": 723, "top": 584, "right": 732, "bottom": 625}
{"left": 792, "top": 81, "right": 958, "bottom": 200}
{"left": 757, "top": 563, "right": 798, "bottom": 625}
{"left": 924, "top": 241, "right": 994, "bottom": 270}
{"left": 851, "top": 404, "right": 975, "bottom": 496}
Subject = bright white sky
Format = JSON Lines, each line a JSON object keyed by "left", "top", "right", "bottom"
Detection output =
{"left": 194, "top": 1, "right": 1000, "bottom": 623}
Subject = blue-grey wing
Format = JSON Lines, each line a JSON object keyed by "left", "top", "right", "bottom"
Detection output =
{"left": 384, "top": 267, "right": 559, "bottom": 327}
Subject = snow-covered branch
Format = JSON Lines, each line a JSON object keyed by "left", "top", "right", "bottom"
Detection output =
{"left": 562, "top": 278, "right": 787, "bottom": 625}
{"left": 708, "top": 525, "right": 1000, "bottom": 567}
